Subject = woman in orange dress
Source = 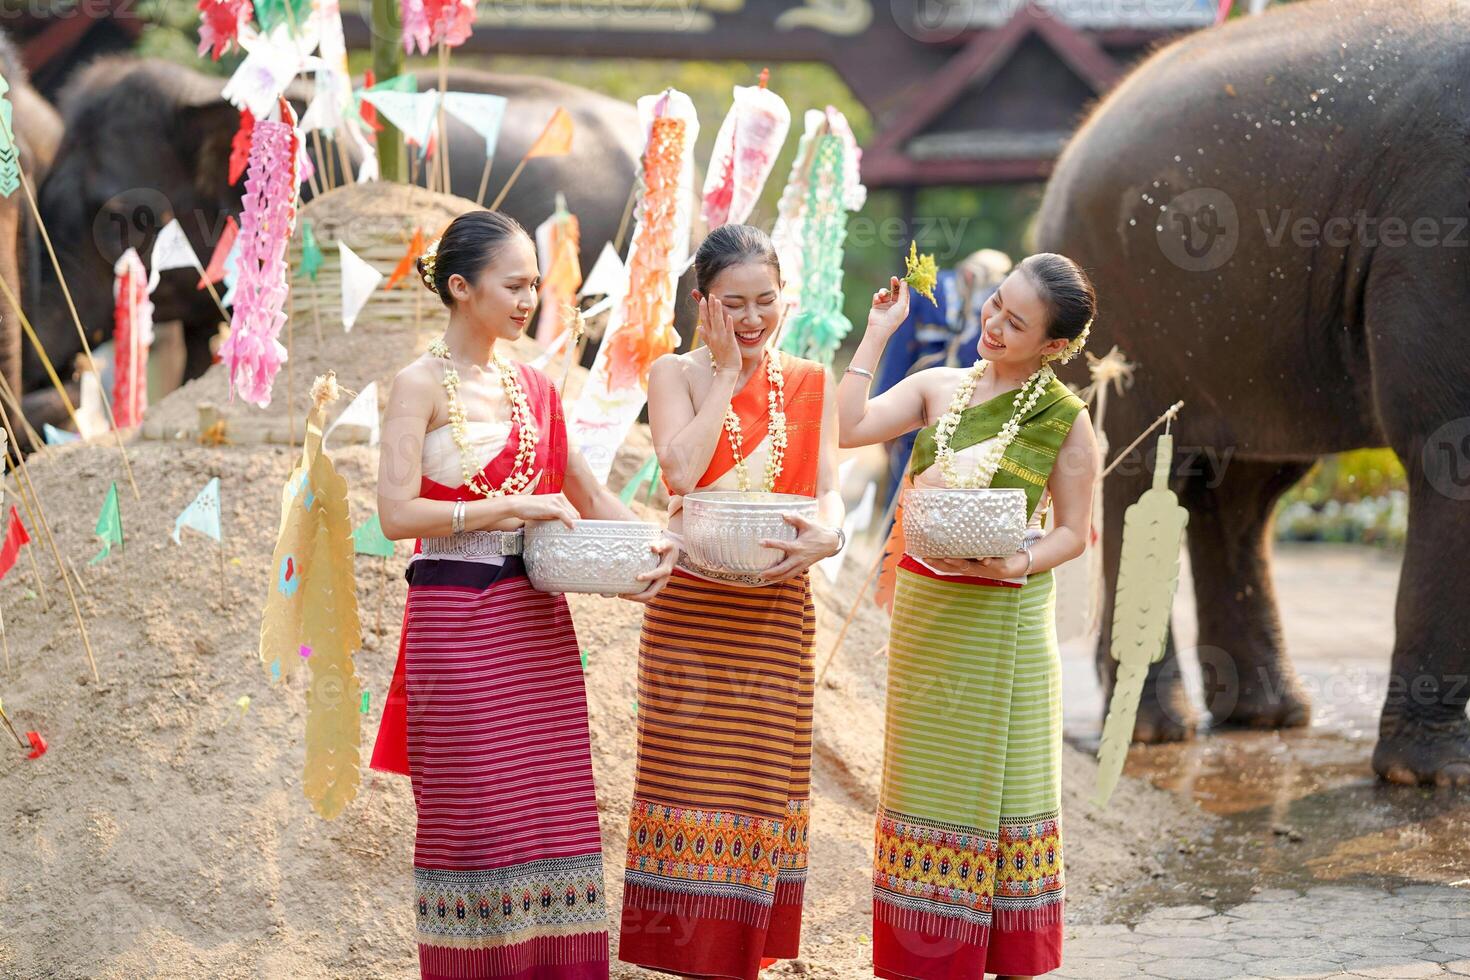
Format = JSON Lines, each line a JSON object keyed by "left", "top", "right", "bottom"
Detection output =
{"left": 617, "top": 224, "right": 846, "bottom": 979}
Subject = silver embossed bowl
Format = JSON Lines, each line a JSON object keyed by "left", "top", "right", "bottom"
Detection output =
{"left": 902, "top": 487, "right": 1028, "bottom": 559}
{"left": 522, "top": 519, "right": 662, "bottom": 594}
{"left": 682, "top": 491, "right": 819, "bottom": 574}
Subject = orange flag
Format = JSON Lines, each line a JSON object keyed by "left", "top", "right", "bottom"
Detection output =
{"left": 385, "top": 228, "right": 426, "bottom": 290}
{"left": 526, "top": 108, "right": 574, "bottom": 159}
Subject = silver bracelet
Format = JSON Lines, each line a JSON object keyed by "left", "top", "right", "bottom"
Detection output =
{"left": 1020, "top": 541, "right": 1034, "bottom": 576}
{"left": 844, "top": 365, "right": 875, "bottom": 381}
{"left": 451, "top": 500, "right": 465, "bottom": 534}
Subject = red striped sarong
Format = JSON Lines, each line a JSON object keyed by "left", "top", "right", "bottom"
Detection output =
{"left": 397, "top": 555, "right": 608, "bottom": 979}
{"left": 370, "top": 362, "right": 607, "bottom": 979}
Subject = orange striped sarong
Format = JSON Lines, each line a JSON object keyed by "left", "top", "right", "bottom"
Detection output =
{"left": 618, "top": 568, "right": 816, "bottom": 980}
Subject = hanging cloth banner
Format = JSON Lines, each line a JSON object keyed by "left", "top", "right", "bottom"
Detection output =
{"left": 0, "top": 74, "right": 20, "bottom": 198}
{"left": 701, "top": 80, "right": 791, "bottom": 230}
{"left": 568, "top": 88, "right": 698, "bottom": 484}
{"left": 111, "top": 247, "right": 155, "bottom": 429}
{"left": 770, "top": 106, "right": 865, "bottom": 321}
{"left": 533, "top": 197, "right": 582, "bottom": 346}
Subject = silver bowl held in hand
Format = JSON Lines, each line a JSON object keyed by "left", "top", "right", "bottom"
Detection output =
{"left": 902, "top": 487, "right": 1028, "bottom": 559}
{"left": 522, "top": 519, "right": 664, "bottom": 594}
{"left": 682, "top": 491, "right": 820, "bottom": 575}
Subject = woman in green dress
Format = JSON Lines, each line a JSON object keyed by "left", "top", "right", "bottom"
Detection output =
{"left": 838, "top": 253, "right": 1101, "bottom": 980}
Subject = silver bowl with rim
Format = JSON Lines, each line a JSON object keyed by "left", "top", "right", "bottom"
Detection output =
{"left": 902, "top": 487, "right": 1028, "bottom": 559}
{"left": 682, "top": 491, "right": 819, "bottom": 575}
{"left": 522, "top": 519, "right": 663, "bottom": 594}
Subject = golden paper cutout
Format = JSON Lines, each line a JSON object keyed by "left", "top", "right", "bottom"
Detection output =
{"left": 1093, "top": 432, "right": 1188, "bottom": 809}
{"left": 301, "top": 518, "right": 362, "bottom": 819}
{"left": 259, "top": 373, "right": 364, "bottom": 819}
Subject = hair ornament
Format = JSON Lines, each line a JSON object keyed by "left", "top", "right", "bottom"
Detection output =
{"left": 420, "top": 236, "right": 442, "bottom": 294}
{"left": 1044, "top": 315, "right": 1093, "bottom": 366}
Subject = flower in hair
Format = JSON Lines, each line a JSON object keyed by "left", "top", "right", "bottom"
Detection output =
{"left": 419, "top": 236, "right": 441, "bottom": 294}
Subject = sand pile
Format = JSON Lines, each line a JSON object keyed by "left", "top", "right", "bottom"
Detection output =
{"left": 0, "top": 187, "right": 1207, "bottom": 979}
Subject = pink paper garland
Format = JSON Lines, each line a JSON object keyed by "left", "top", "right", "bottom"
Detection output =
{"left": 220, "top": 104, "right": 300, "bottom": 407}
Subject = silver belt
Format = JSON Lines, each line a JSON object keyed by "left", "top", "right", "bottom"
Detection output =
{"left": 420, "top": 529, "right": 523, "bottom": 558}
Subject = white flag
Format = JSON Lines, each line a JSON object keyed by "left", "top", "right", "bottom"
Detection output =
{"left": 442, "top": 91, "right": 508, "bottom": 158}
{"left": 172, "top": 476, "right": 222, "bottom": 544}
{"left": 361, "top": 89, "right": 441, "bottom": 149}
{"left": 324, "top": 381, "right": 380, "bottom": 448}
{"left": 149, "top": 219, "right": 202, "bottom": 277}
{"left": 578, "top": 242, "right": 625, "bottom": 299}
{"left": 339, "top": 241, "right": 382, "bottom": 332}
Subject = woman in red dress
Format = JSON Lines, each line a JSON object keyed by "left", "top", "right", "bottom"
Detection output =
{"left": 372, "top": 210, "right": 677, "bottom": 980}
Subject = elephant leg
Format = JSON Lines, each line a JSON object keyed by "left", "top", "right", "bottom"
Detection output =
{"left": 1095, "top": 438, "right": 1196, "bottom": 742}
{"left": 1371, "top": 479, "right": 1470, "bottom": 786}
{"left": 1179, "top": 456, "right": 1315, "bottom": 730}
{"left": 1362, "top": 244, "right": 1470, "bottom": 786}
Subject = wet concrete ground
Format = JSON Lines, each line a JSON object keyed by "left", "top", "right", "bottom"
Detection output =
{"left": 1055, "top": 543, "right": 1470, "bottom": 976}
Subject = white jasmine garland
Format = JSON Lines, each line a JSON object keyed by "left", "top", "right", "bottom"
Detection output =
{"left": 723, "top": 350, "right": 787, "bottom": 493}
{"left": 428, "top": 337, "right": 539, "bottom": 499}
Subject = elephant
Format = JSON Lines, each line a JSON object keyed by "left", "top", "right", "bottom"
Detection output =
{"left": 20, "top": 57, "right": 684, "bottom": 439}
{"left": 1033, "top": 0, "right": 1470, "bottom": 786}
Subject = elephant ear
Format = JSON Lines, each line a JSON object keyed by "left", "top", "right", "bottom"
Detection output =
{"left": 174, "top": 100, "right": 245, "bottom": 207}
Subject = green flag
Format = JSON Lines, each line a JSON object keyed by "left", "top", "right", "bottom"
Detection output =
{"left": 352, "top": 513, "right": 395, "bottom": 558}
{"left": 89, "top": 482, "right": 122, "bottom": 565}
{"left": 618, "top": 454, "right": 661, "bottom": 506}
{"left": 300, "top": 220, "right": 324, "bottom": 282}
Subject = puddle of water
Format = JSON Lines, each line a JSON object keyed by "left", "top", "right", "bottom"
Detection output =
{"left": 1068, "top": 727, "right": 1470, "bottom": 921}
{"left": 1058, "top": 543, "right": 1470, "bottom": 921}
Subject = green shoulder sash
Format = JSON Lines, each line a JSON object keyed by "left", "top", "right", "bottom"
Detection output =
{"left": 911, "top": 374, "right": 1087, "bottom": 521}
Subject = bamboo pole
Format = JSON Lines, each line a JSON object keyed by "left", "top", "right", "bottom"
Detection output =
{"left": 0, "top": 396, "right": 98, "bottom": 682}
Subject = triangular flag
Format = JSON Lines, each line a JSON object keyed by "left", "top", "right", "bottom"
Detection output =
{"left": 351, "top": 512, "right": 395, "bottom": 558}
{"left": 199, "top": 216, "right": 239, "bottom": 289}
{"left": 338, "top": 241, "right": 382, "bottom": 332}
{"left": 150, "top": 218, "right": 202, "bottom": 276}
{"left": 526, "top": 107, "right": 574, "bottom": 159}
{"left": 300, "top": 219, "right": 324, "bottom": 281}
{"left": 442, "top": 91, "right": 508, "bottom": 158}
{"left": 618, "top": 454, "right": 661, "bottom": 506}
{"left": 0, "top": 505, "right": 31, "bottom": 580}
{"left": 43, "top": 423, "right": 79, "bottom": 445}
{"left": 89, "top": 482, "right": 123, "bottom": 565}
{"left": 324, "top": 381, "right": 380, "bottom": 447}
{"left": 172, "top": 476, "right": 222, "bottom": 544}
{"left": 384, "top": 228, "right": 425, "bottom": 290}
{"left": 360, "top": 89, "right": 440, "bottom": 149}
{"left": 578, "top": 242, "right": 625, "bottom": 299}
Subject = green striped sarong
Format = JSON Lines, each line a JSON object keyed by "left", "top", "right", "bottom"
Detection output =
{"left": 873, "top": 377, "right": 1081, "bottom": 980}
